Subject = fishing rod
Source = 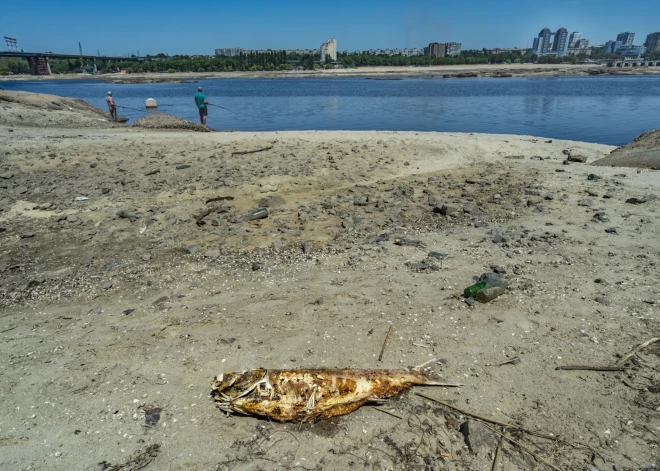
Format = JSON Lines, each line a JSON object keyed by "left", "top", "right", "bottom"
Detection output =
{"left": 117, "top": 105, "right": 145, "bottom": 112}
{"left": 207, "top": 103, "right": 232, "bottom": 112}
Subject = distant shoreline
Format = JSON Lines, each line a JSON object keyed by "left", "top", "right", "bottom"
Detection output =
{"left": 2, "top": 63, "right": 660, "bottom": 83}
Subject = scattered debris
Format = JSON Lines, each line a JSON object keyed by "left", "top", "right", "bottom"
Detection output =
{"left": 98, "top": 444, "right": 160, "bottom": 471}
{"left": 394, "top": 238, "right": 425, "bottom": 247}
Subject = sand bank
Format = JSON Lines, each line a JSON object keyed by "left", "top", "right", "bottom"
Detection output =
{"left": 0, "top": 96, "right": 659, "bottom": 470}
{"left": 3, "top": 62, "right": 660, "bottom": 83}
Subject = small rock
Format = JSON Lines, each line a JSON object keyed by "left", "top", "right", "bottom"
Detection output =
{"left": 577, "top": 199, "right": 593, "bottom": 207}
{"left": 0, "top": 172, "right": 14, "bottom": 179}
{"left": 626, "top": 194, "right": 657, "bottom": 205}
{"left": 595, "top": 297, "right": 611, "bottom": 306}
{"left": 251, "top": 262, "right": 262, "bottom": 271}
{"left": 142, "top": 253, "right": 152, "bottom": 262}
{"left": 460, "top": 420, "right": 498, "bottom": 454}
{"left": 20, "top": 231, "right": 36, "bottom": 239}
{"left": 463, "top": 203, "right": 476, "bottom": 214}
{"left": 258, "top": 195, "right": 286, "bottom": 207}
{"left": 205, "top": 248, "right": 220, "bottom": 260}
{"left": 67, "top": 214, "right": 79, "bottom": 223}
{"left": 153, "top": 296, "right": 169, "bottom": 305}
{"left": 568, "top": 153, "right": 587, "bottom": 163}
{"left": 103, "top": 283, "right": 113, "bottom": 290}
{"left": 605, "top": 227, "right": 617, "bottom": 234}
{"left": 434, "top": 204, "right": 459, "bottom": 216}
{"left": 464, "top": 297, "right": 476, "bottom": 307}
{"left": 544, "top": 193, "right": 554, "bottom": 200}
{"left": 102, "top": 188, "right": 111, "bottom": 194}
{"left": 176, "top": 165, "right": 191, "bottom": 170}
{"left": 144, "top": 168, "right": 160, "bottom": 176}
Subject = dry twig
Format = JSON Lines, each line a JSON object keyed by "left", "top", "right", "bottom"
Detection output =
{"left": 232, "top": 146, "right": 273, "bottom": 156}
{"left": 378, "top": 325, "right": 394, "bottom": 362}
{"left": 373, "top": 407, "right": 404, "bottom": 420}
{"left": 481, "top": 423, "right": 563, "bottom": 471}
{"left": 555, "top": 365, "right": 625, "bottom": 372}
{"left": 415, "top": 393, "right": 562, "bottom": 443}
{"left": 491, "top": 435, "right": 504, "bottom": 471}
{"left": 616, "top": 337, "right": 660, "bottom": 366}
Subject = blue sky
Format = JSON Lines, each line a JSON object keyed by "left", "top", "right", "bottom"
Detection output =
{"left": 1, "top": 0, "right": 659, "bottom": 55}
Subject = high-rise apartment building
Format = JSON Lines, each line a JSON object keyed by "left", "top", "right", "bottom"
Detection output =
{"left": 569, "top": 32, "right": 582, "bottom": 47}
{"left": 604, "top": 40, "right": 623, "bottom": 55}
{"left": 445, "top": 42, "right": 462, "bottom": 56}
{"left": 215, "top": 48, "right": 244, "bottom": 57}
{"left": 427, "top": 42, "right": 446, "bottom": 57}
{"left": 575, "top": 39, "right": 590, "bottom": 48}
{"left": 553, "top": 28, "right": 569, "bottom": 56}
{"left": 532, "top": 27, "right": 569, "bottom": 56}
{"left": 616, "top": 32, "right": 635, "bottom": 47}
{"left": 320, "top": 38, "right": 337, "bottom": 62}
{"left": 645, "top": 32, "right": 660, "bottom": 52}
{"left": 532, "top": 28, "right": 553, "bottom": 55}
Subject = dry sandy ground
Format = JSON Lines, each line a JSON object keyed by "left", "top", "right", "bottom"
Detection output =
{"left": 1, "top": 105, "right": 660, "bottom": 471}
{"left": 3, "top": 63, "right": 660, "bottom": 83}
{"left": 594, "top": 129, "right": 660, "bottom": 170}
{"left": 0, "top": 90, "right": 127, "bottom": 128}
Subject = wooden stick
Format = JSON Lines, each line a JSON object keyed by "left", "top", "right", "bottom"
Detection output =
{"left": 378, "top": 325, "right": 394, "bottom": 362}
{"left": 491, "top": 435, "right": 504, "bottom": 471}
{"left": 496, "top": 356, "right": 520, "bottom": 366}
{"left": 205, "top": 196, "right": 234, "bottom": 204}
{"left": 0, "top": 326, "right": 17, "bottom": 334}
{"left": 373, "top": 407, "right": 404, "bottom": 420}
{"left": 555, "top": 365, "right": 625, "bottom": 372}
{"left": 481, "top": 423, "right": 563, "bottom": 471}
{"left": 415, "top": 393, "right": 559, "bottom": 442}
{"left": 231, "top": 146, "right": 273, "bottom": 156}
{"left": 616, "top": 337, "right": 660, "bottom": 366}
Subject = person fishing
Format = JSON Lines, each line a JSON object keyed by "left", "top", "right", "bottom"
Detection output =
{"left": 194, "top": 86, "right": 209, "bottom": 126}
{"left": 106, "top": 91, "right": 118, "bottom": 121}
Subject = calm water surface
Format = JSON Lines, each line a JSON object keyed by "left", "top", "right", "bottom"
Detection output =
{"left": 3, "top": 75, "right": 660, "bottom": 146}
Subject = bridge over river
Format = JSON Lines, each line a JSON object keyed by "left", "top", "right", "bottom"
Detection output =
{"left": 595, "top": 59, "right": 660, "bottom": 68}
{"left": 0, "top": 51, "right": 144, "bottom": 75}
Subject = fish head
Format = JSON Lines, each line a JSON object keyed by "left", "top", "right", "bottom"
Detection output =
{"left": 211, "top": 368, "right": 268, "bottom": 399}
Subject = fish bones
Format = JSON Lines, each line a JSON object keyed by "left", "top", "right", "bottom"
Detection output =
{"left": 211, "top": 367, "right": 456, "bottom": 422}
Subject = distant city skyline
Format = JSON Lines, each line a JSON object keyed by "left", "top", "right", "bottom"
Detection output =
{"left": 1, "top": 0, "right": 660, "bottom": 55}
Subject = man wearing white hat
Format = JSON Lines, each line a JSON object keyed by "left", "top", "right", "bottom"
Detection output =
{"left": 106, "top": 91, "right": 118, "bottom": 121}
{"left": 194, "top": 86, "right": 208, "bottom": 126}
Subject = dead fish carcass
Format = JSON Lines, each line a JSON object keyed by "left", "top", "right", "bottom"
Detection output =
{"left": 211, "top": 367, "right": 458, "bottom": 422}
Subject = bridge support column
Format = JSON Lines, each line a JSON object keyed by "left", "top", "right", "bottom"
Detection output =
{"left": 45, "top": 57, "right": 52, "bottom": 75}
{"left": 27, "top": 56, "right": 51, "bottom": 75}
{"left": 93, "top": 58, "right": 97, "bottom": 75}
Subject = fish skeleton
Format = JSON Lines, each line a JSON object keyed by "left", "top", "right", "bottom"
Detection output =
{"left": 211, "top": 367, "right": 459, "bottom": 422}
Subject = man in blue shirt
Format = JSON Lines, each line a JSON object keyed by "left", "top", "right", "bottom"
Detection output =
{"left": 194, "top": 87, "right": 208, "bottom": 126}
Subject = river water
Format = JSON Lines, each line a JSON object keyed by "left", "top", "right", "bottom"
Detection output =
{"left": 3, "top": 75, "right": 660, "bottom": 146}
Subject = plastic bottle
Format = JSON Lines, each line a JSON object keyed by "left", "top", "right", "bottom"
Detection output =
{"left": 246, "top": 208, "right": 269, "bottom": 221}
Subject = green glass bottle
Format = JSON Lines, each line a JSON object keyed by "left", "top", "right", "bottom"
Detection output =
{"left": 464, "top": 281, "right": 488, "bottom": 298}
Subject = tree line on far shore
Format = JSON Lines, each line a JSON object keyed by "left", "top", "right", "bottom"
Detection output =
{"left": 2, "top": 48, "right": 660, "bottom": 75}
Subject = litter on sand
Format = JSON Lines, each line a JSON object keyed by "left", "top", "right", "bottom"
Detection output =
{"left": 211, "top": 366, "right": 461, "bottom": 423}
